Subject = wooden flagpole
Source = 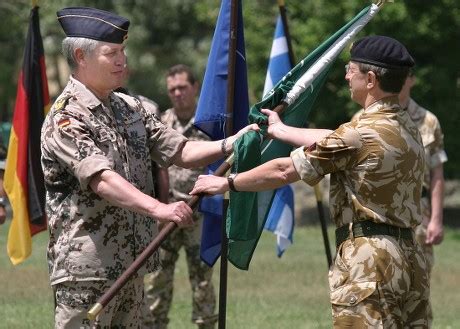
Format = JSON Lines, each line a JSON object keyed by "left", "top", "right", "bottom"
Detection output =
{"left": 218, "top": 0, "right": 239, "bottom": 327}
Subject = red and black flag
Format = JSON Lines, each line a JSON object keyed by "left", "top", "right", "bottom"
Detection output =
{"left": 4, "top": 5, "right": 50, "bottom": 265}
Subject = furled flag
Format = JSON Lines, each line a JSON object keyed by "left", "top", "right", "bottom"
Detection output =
{"left": 4, "top": 6, "right": 49, "bottom": 265}
{"left": 193, "top": 0, "right": 249, "bottom": 266}
{"left": 227, "top": 4, "right": 382, "bottom": 270}
{"left": 262, "top": 15, "right": 295, "bottom": 257}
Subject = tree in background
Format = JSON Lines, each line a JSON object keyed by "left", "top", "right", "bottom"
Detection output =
{"left": 0, "top": 0, "right": 458, "bottom": 176}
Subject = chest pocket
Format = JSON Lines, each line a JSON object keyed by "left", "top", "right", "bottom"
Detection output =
{"left": 124, "top": 112, "right": 147, "bottom": 156}
{"left": 97, "top": 127, "right": 117, "bottom": 143}
{"left": 94, "top": 125, "right": 118, "bottom": 163}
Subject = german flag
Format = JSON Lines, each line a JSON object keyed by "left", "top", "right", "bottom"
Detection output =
{"left": 4, "top": 6, "right": 50, "bottom": 265}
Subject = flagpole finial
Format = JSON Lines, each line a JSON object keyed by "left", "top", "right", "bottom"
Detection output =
{"left": 375, "top": 0, "right": 394, "bottom": 7}
{"left": 32, "top": 0, "right": 38, "bottom": 7}
{"left": 277, "top": 0, "right": 286, "bottom": 6}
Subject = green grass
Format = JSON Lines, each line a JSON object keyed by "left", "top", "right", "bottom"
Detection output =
{"left": 0, "top": 223, "right": 459, "bottom": 329}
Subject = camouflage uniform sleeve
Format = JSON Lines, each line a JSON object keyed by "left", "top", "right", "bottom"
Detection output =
{"left": 45, "top": 110, "right": 112, "bottom": 190}
{"left": 291, "top": 123, "right": 363, "bottom": 186}
{"left": 140, "top": 107, "right": 188, "bottom": 168}
{"left": 350, "top": 108, "right": 364, "bottom": 122}
{"left": 427, "top": 113, "right": 448, "bottom": 168}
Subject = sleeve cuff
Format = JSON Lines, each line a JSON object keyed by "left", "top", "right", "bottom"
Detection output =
{"left": 290, "top": 146, "right": 323, "bottom": 186}
{"left": 75, "top": 154, "right": 112, "bottom": 190}
{"left": 430, "top": 150, "right": 448, "bottom": 168}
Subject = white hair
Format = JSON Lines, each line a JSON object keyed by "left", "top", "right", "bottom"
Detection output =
{"left": 62, "top": 37, "right": 101, "bottom": 71}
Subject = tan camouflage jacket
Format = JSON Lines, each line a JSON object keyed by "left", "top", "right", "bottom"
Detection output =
{"left": 406, "top": 98, "right": 447, "bottom": 192}
{"left": 161, "top": 108, "right": 210, "bottom": 202}
{"left": 291, "top": 96, "right": 425, "bottom": 228}
{"left": 41, "top": 77, "right": 187, "bottom": 284}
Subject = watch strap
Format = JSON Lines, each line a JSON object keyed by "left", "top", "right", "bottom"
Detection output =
{"left": 227, "top": 173, "right": 238, "bottom": 192}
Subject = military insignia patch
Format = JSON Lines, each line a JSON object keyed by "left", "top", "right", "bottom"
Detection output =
{"left": 54, "top": 96, "right": 70, "bottom": 112}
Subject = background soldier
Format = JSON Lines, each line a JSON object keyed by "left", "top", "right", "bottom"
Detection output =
{"left": 42, "top": 7, "right": 257, "bottom": 328}
{"left": 191, "top": 35, "right": 430, "bottom": 327}
{"left": 399, "top": 70, "right": 447, "bottom": 327}
{"left": 0, "top": 143, "right": 7, "bottom": 224}
{"left": 144, "top": 64, "right": 217, "bottom": 329}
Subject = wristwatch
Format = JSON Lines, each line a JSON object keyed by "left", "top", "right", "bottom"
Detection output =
{"left": 227, "top": 173, "right": 238, "bottom": 192}
{"left": 0, "top": 197, "right": 6, "bottom": 207}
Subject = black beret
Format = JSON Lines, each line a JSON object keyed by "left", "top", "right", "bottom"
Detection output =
{"left": 350, "top": 35, "right": 415, "bottom": 69}
{"left": 57, "top": 7, "right": 130, "bottom": 44}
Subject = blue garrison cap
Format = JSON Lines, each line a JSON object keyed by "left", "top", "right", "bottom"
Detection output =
{"left": 57, "top": 7, "right": 130, "bottom": 44}
{"left": 350, "top": 35, "right": 415, "bottom": 69}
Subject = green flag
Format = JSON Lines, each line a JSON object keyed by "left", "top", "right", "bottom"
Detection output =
{"left": 227, "top": 4, "right": 381, "bottom": 270}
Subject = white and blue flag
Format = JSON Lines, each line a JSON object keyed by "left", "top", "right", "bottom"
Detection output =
{"left": 263, "top": 16, "right": 292, "bottom": 97}
{"left": 262, "top": 15, "right": 295, "bottom": 257}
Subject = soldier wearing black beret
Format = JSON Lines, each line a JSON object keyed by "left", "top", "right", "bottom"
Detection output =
{"left": 191, "top": 35, "right": 429, "bottom": 327}
{"left": 42, "top": 7, "right": 258, "bottom": 328}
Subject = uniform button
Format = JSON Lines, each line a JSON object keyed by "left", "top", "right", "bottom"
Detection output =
{"left": 349, "top": 295, "right": 357, "bottom": 305}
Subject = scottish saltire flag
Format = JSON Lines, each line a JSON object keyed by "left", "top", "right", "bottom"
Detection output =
{"left": 262, "top": 15, "right": 295, "bottom": 257}
{"left": 194, "top": 0, "right": 249, "bottom": 266}
{"left": 227, "top": 4, "right": 381, "bottom": 270}
{"left": 264, "top": 185, "right": 294, "bottom": 257}
{"left": 262, "top": 16, "right": 292, "bottom": 97}
{"left": 5, "top": 6, "right": 49, "bottom": 264}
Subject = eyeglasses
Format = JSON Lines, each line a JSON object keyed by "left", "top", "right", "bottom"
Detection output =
{"left": 345, "top": 64, "right": 359, "bottom": 74}
{"left": 345, "top": 64, "right": 350, "bottom": 74}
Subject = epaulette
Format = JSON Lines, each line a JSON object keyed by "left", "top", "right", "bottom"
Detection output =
{"left": 53, "top": 95, "right": 71, "bottom": 113}
{"left": 114, "top": 90, "right": 142, "bottom": 111}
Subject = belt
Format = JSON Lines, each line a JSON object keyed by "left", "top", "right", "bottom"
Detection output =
{"left": 335, "top": 220, "right": 413, "bottom": 248}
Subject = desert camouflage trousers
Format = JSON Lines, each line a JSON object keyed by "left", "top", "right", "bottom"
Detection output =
{"left": 415, "top": 223, "right": 434, "bottom": 327}
{"left": 143, "top": 216, "right": 217, "bottom": 329}
{"left": 53, "top": 276, "right": 143, "bottom": 328}
{"left": 329, "top": 235, "right": 430, "bottom": 328}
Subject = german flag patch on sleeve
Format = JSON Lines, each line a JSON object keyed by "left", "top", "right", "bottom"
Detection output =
{"left": 58, "top": 118, "right": 71, "bottom": 128}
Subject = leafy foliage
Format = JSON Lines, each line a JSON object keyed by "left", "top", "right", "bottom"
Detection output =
{"left": 0, "top": 0, "right": 459, "bottom": 176}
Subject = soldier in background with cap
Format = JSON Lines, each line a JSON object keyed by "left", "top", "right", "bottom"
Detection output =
{"left": 191, "top": 35, "right": 430, "bottom": 327}
{"left": 41, "top": 7, "right": 258, "bottom": 328}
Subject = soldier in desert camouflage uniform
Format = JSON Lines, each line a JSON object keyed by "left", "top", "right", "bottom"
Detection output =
{"left": 399, "top": 72, "right": 447, "bottom": 327}
{"left": 350, "top": 69, "right": 447, "bottom": 327}
{"left": 41, "top": 7, "right": 257, "bottom": 328}
{"left": 191, "top": 35, "right": 430, "bottom": 328}
{"left": 143, "top": 65, "right": 217, "bottom": 329}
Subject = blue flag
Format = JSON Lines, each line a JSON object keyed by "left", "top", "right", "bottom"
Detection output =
{"left": 194, "top": 0, "right": 249, "bottom": 267}
{"left": 264, "top": 185, "right": 295, "bottom": 257}
{"left": 262, "top": 15, "right": 296, "bottom": 257}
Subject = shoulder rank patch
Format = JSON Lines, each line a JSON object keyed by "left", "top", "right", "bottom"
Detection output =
{"left": 54, "top": 96, "right": 71, "bottom": 112}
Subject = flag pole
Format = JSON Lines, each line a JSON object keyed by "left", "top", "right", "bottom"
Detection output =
{"left": 218, "top": 0, "right": 239, "bottom": 327}
{"left": 314, "top": 184, "right": 333, "bottom": 268}
{"left": 277, "top": 0, "right": 295, "bottom": 67}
